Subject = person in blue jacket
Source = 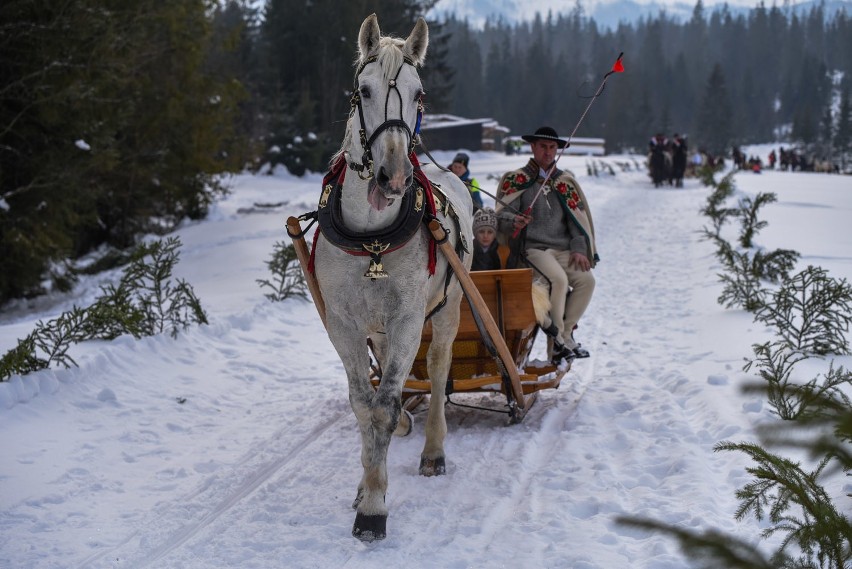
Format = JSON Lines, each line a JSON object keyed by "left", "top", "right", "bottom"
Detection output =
{"left": 448, "top": 152, "right": 483, "bottom": 211}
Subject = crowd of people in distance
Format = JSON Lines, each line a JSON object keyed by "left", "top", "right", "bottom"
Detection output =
{"left": 736, "top": 146, "right": 841, "bottom": 174}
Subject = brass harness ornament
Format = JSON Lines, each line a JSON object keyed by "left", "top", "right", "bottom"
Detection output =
{"left": 363, "top": 239, "right": 392, "bottom": 279}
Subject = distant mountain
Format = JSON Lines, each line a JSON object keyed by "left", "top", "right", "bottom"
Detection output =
{"left": 428, "top": 0, "right": 852, "bottom": 29}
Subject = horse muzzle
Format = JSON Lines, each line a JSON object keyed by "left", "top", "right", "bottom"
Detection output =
{"left": 376, "top": 165, "right": 413, "bottom": 195}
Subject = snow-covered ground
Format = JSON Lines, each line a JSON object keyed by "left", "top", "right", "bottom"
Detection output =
{"left": 1, "top": 146, "right": 850, "bottom": 568}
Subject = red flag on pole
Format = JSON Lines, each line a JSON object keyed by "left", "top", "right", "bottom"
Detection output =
{"left": 612, "top": 55, "right": 624, "bottom": 73}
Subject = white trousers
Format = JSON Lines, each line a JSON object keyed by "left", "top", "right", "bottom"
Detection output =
{"left": 525, "top": 248, "right": 595, "bottom": 348}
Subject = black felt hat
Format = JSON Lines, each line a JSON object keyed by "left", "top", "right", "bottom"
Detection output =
{"left": 521, "top": 126, "right": 568, "bottom": 148}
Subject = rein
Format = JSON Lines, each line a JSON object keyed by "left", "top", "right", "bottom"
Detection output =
{"left": 346, "top": 54, "right": 424, "bottom": 179}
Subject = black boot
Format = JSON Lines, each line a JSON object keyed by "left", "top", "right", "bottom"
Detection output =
{"left": 550, "top": 342, "right": 575, "bottom": 366}
{"left": 542, "top": 322, "right": 560, "bottom": 338}
{"left": 568, "top": 329, "right": 591, "bottom": 358}
{"left": 572, "top": 345, "right": 590, "bottom": 359}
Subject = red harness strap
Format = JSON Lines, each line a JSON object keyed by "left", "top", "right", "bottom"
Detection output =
{"left": 409, "top": 152, "right": 438, "bottom": 274}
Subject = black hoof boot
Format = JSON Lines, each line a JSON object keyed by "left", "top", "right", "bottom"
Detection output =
{"left": 419, "top": 455, "right": 446, "bottom": 476}
{"left": 352, "top": 513, "right": 387, "bottom": 542}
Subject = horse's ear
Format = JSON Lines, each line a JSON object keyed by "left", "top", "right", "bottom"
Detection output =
{"left": 358, "top": 13, "right": 381, "bottom": 60}
{"left": 403, "top": 17, "right": 429, "bottom": 65}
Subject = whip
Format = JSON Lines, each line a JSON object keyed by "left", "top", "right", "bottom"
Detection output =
{"left": 512, "top": 52, "right": 625, "bottom": 237}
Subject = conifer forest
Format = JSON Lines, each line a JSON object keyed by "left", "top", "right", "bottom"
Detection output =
{"left": 2, "top": 0, "right": 851, "bottom": 304}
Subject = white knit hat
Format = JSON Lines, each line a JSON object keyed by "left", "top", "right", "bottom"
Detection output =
{"left": 473, "top": 207, "right": 497, "bottom": 232}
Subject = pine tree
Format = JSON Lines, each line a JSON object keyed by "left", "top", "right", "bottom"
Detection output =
{"left": 255, "top": 0, "right": 443, "bottom": 175}
{"left": 834, "top": 86, "right": 851, "bottom": 170}
{"left": 419, "top": 13, "right": 455, "bottom": 114}
{"left": 0, "top": 1, "right": 247, "bottom": 304}
{"left": 695, "top": 63, "right": 733, "bottom": 156}
{"left": 792, "top": 105, "right": 819, "bottom": 146}
{"left": 632, "top": 90, "right": 656, "bottom": 150}
{"left": 446, "top": 18, "right": 483, "bottom": 118}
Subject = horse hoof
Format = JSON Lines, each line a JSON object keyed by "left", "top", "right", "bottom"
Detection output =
{"left": 393, "top": 409, "right": 413, "bottom": 437}
{"left": 352, "top": 513, "right": 387, "bottom": 542}
{"left": 419, "top": 456, "right": 446, "bottom": 476}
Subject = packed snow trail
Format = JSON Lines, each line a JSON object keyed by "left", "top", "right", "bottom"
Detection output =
{"left": 1, "top": 158, "right": 782, "bottom": 569}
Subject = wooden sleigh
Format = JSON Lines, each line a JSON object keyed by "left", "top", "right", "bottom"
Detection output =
{"left": 287, "top": 217, "right": 568, "bottom": 424}
{"left": 384, "top": 267, "right": 567, "bottom": 422}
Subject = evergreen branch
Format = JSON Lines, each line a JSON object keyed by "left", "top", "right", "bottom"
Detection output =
{"left": 614, "top": 516, "right": 778, "bottom": 569}
{"left": 737, "top": 193, "right": 778, "bottom": 248}
{"left": 0, "top": 237, "right": 206, "bottom": 381}
{"left": 256, "top": 241, "right": 308, "bottom": 302}
{"left": 755, "top": 266, "right": 852, "bottom": 355}
{"left": 715, "top": 442, "right": 852, "bottom": 567}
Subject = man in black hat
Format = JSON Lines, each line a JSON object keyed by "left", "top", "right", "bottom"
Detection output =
{"left": 495, "top": 126, "right": 599, "bottom": 364}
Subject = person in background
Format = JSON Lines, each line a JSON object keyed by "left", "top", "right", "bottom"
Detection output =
{"left": 448, "top": 152, "right": 484, "bottom": 211}
{"left": 471, "top": 207, "right": 501, "bottom": 271}
{"left": 670, "top": 133, "right": 687, "bottom": 187}
{"left": 648, "top": 133, "right": 669, "bottom": 187}
{"left": 495, "top": 126, "right": 598, "bottom": 365}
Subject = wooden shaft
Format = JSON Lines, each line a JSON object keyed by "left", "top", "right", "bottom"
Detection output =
{"left": 427, "top": 220, "right": 526, "bottom": 408}
{"left": 286, "top": 216, "right": 327, "bottom": 328}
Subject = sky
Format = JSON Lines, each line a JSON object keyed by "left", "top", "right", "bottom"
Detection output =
{"left": 1, "top": 145, "right": 851, "bottom": 568}
{"left": 427, "top": 0, "right": 849, "bottom": 29}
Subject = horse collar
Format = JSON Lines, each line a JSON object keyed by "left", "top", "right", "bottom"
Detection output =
{"left": 317, "top": 159, "right": 429, "bottom": 280}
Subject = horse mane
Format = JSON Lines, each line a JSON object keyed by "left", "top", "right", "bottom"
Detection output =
{"left": 330, "top": 36, "right": 413, "bottom": 167}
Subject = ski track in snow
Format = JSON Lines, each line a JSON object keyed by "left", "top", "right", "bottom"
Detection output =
{"left": 82, "top": 407, "right": 352, "bottom": 568}
{"left": 1, "top": 161, "right": 789, "bottom": 569}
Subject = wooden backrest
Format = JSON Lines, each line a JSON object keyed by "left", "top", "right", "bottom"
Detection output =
{"left": 409, "top": 268, "right": 539, "bottom": 380}
{"left": 457, "top": 268, "right": 536, "bottom": 336}
{"left": 422, "top": 268, "right": 536, "bottom": 340}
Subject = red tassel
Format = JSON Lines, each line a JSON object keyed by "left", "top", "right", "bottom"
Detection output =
{"left": 307, "top": 227, "right": 320, "bottom": 274}
{"left": 410, "top": 152, "right": 438, "bottom": 275}
{"left": 612, "top": 57, "right": 624, "bottom": 73}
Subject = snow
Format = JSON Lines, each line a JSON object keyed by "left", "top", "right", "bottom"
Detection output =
{"left": 1, "top": 147, "right": 851, "bottom": 568}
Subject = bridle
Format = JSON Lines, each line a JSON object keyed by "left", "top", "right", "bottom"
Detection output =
{"left": 346, "top": 54, "right": 424, "bottom": 180}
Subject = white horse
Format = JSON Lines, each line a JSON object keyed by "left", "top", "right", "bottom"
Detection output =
{"left": 312, "top": 14, "right": 473, "bottom": 542}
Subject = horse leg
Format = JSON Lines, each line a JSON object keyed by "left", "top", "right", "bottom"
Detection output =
{"left": 369, "top": 333, "right": 413, "bottom": 437}
{"left": 419, "top": 294, "right": 462, "bottom": 476}
{"left": 349, "top": 319, "right": 422, "bottom": 542}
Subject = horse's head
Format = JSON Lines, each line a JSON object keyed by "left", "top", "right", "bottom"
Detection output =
{"left": 347, "top": 14, "right": 428, "bottom": 211}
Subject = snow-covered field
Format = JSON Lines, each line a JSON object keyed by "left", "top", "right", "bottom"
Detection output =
{"left": 1, "top": 147, "right": 850, "bottom": 568}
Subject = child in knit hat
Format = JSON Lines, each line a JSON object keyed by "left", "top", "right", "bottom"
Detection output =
{"left": 471, "top": 207, "right": 501, "bottom": 271}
